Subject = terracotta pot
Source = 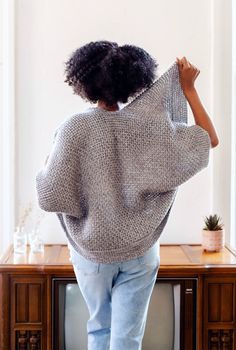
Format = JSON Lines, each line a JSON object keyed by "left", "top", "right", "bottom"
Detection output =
{"left": 202, "top": 229, "right": 225, "bottom": 252}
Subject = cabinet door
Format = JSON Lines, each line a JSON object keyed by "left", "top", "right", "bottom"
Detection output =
{"left": 203, "top": 277, "right": 236, "bottom": 350}
{"left": 10, "top": 276, "right": 47, "bottom": 350}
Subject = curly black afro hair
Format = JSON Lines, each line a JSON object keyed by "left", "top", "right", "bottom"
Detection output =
{"left": 64, "top": 40, "right": 158, "bottom": 106}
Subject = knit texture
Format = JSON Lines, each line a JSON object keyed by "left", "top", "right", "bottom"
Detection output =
{"left": 36, "top": 62, "right": 211, "bottom": 263}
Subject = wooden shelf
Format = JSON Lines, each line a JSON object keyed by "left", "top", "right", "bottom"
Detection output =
{"left": 1, "top": 243, "right": 236, "bottom": 269}
{"left": 1, "top": 243, "right": 236, "bottom": 350}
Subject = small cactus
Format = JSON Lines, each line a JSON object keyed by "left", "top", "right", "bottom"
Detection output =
{"left": 203, "top": 214, "right": 224, "bottom": 231}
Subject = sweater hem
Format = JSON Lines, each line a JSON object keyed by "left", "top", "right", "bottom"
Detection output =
{"left": 66, "top": 229, "right": 161, "bottom": 264}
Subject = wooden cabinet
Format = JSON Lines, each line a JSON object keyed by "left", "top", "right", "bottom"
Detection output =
{"left": 0, "top": 273, "right": 47, "bottom": 350}
{"left": 1, "top": 244, "right": 236, "bottom": 350}
{"left": 203, "top": 278, "right": 236, "bottom": 349}
{"left": 10, "top": 276, "right": 46, "bottom": 350}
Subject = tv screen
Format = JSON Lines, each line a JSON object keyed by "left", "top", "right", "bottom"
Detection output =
{"left": 63, "top": 281, "right": 181, "bottom": 350}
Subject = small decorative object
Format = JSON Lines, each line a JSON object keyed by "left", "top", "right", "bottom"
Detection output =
{"left": 34, "top": 210, "right": 45, "bottom": 231}
{"left": 13, "top": 226, "right": 27, "bottom": 254}
{"left": 29, "top": 209, "right": 45, "bottom": 253}
{"left": 202, "top": 214, "right": 225, "bottom": 252}
{"left": 28, "top": 228, "right": 40, "bottom": 246}
{"left": 17, "top": 201, "right": 33, "bottom": 227}
{"left": 30, "top": 235, "right": 44, "bottom": 253}
{"left": 14, "top": 201, "right": 33, "bottom": 254}
{"left": 16, "top": 202, "right": 46, "bottom": 254}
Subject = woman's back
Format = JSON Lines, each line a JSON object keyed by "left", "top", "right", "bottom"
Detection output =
{"left": 36, "top": 63, "right": 210, "bottom": 263}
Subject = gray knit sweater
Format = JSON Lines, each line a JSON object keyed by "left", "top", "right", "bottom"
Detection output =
{"left": 36, "top": 62, "right": 211, "bottom": 263}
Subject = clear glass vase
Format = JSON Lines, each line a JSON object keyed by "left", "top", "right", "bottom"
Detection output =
{"left": 30, "top": 233, "right": 44, "bottom": 253}
{"left": 13, "top": 226, "right": 27, "bottom": 254}
{"left": 28, "top": 228, "right": 39, "bottom": 246}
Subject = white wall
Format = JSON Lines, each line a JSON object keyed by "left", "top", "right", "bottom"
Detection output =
{"left": 0, "top": 0, "right": 3, "bottom": 255}
{"left": 15, "top": 0, "right": 214, "bottom": 245}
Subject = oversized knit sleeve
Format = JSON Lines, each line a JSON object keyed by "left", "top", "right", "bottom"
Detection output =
{"left": 159, "top": 123, "right": 211, "bottom": 191}
{"left": 35, "top": 119, "right": 83, "bottom": 217}
{"left": 125, "top": 62, "right": 187, "bottom": 123}
{"left": 156, "top": 62, "right": 211, "bottom": 190}
{"left": 123, "top": 62, "right": 211, "bottom": 192}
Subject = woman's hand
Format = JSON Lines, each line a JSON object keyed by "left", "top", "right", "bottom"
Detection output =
{"left": 176, "top": 57, "right": 200, "bottom": 95}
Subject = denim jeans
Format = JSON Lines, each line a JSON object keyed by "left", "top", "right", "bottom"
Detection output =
{"left": 68, "top": 241, "right": 160, "bottom": 350}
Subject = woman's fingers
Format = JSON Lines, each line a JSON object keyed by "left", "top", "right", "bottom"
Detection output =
{"left": 177, "top": 56, "right": 189, "bottom": 67}
{"left": 176, "top": 57, "right": 185, "bottom": 71}
{"left": 182, "top": 57, "right": 190, "bottom": 68}
{"left": 176, "top": 56, "right": 200, "bottom": 92}
{"left": 176, "top": 57, "right": 200, "bottom": 74}
{"left": 176, "top": 56, "right": 190, "bottom": 70}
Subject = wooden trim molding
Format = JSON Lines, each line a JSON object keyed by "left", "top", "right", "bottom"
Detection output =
{"left": 211, "top": 0, "right": 235, "bottom": 244}
{"left": 230, "top": 0, "right": 236, "bottom": 248}
{"left": 0, "top": 0, "right": 15, "bottom": 258}
{"left": 0, "top": 273, "right": 10, "bottom": 349}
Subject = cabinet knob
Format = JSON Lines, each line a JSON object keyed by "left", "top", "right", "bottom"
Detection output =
{"left": 29, "top": 331, "right": 40, "bottom": 350}
{"left": 221, "top": 335, "right": 231, "bottom": 343}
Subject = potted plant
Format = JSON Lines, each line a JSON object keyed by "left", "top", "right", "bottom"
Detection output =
{"left": 202, "top": 214, "right": 225, "bottom": 252}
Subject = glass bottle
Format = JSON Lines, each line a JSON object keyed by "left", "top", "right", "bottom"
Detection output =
{"left": 13, "top": 226, "right": 27, "bottom": 254}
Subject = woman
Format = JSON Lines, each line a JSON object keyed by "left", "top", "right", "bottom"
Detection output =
{"left": 36, "top": 41, "right": 218, "bottom": 350}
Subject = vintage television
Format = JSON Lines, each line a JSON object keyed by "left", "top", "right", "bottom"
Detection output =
{"left": 52, "top": 277, "right": 197, "bottom": 350}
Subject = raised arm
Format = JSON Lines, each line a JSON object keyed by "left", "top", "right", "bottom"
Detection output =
{"left": 176, "top": 57, "right": 219, "bottom": 148}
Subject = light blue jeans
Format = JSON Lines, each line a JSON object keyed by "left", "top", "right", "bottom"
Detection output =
{"left": 68, "top": 241, "right": 160, "bottom": 350}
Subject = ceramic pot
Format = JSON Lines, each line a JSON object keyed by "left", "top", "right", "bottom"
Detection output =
{"left": 202, "top": 229, "right": 225, "bottom": 252}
